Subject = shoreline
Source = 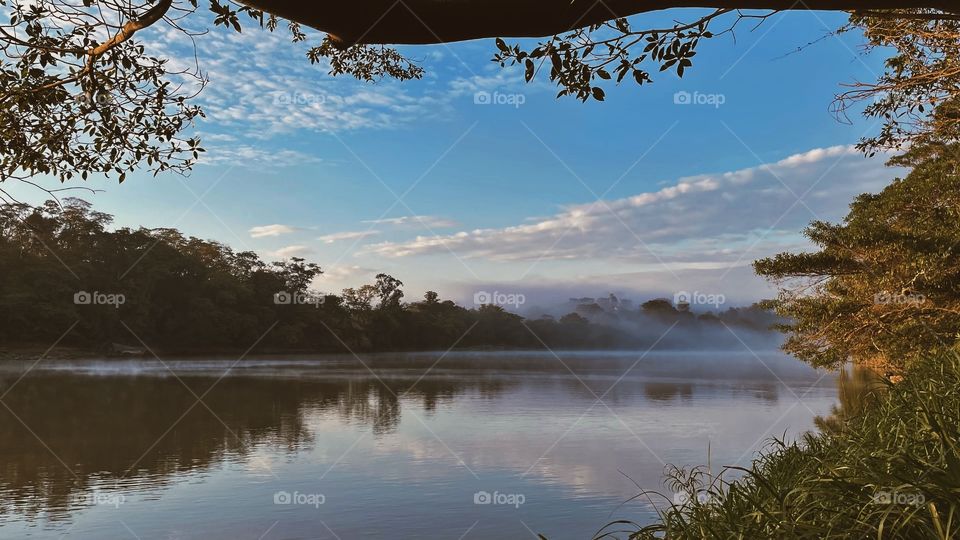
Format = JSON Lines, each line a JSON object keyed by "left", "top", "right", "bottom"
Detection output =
{"left": 0, "top": 342, "right": 795, "bottom": 362}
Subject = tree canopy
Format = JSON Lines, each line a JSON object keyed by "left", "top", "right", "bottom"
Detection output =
{"left": 0, "top": 0, "right": 958, "bottom": 189}
{"left": 755, "top": 144, "right": 960, "bottom": 374}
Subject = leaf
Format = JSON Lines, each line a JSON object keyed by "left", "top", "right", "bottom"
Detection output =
{"left": 592, "top": 87, "right": 605, "bottom": 101}
{"left": 524, "top": 59, "right": 535, "bottom": 82}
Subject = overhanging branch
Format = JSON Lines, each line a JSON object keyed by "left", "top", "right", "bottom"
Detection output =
{"left": 238, "top": 0, "right": 960, "bottom": 45}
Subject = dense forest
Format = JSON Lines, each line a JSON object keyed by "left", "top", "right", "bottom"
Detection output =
{"left": 0, "top": 200, "right": 777, "bottom": 354}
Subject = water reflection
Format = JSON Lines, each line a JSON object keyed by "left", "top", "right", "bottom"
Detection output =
{"left": 0, "top": 351, "right": 837, "bottom": 539}
{"left": 814, "top": 363, "right": 885, "bottom": 434}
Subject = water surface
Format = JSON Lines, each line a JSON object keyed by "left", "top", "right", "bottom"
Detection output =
{"left": 0, "top": 351, "right": 837, "bottom": 539}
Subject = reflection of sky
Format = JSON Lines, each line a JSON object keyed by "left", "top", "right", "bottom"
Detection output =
{"left": 0, "top": 353, "right": 837, "bottom": 539}
{"left": 354, "top": 378, "right": 834, "bottom": 498}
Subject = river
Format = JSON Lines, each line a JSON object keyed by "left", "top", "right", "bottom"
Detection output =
{"left": 0, "top": 350, "right": 837, "bottom": 539}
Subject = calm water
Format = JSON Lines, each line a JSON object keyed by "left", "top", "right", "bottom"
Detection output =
{"left": 0, "top": 351, "right": 838, "bottom": 539}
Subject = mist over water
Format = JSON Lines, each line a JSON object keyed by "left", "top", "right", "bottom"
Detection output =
{"left": 15, "top": 346, "right": 811, "bottom": 381}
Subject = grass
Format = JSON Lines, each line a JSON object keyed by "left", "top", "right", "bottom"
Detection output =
{"left": 596, "top": 354, "right": 960, "bottom": 539}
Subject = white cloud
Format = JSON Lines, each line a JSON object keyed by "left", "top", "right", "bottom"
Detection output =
{"left": 148, "top": 25, "right": 453, "bottom": 140}
{"left": 363, "top": 215, "right": 459, "bottom": 229}
{"left": 317, "top": 230, "right": 381, "bottom": 244}
{"left": 144, "top": 23, "right": 539, "bottom": 146}
{"left": 198, "top": 146, "right": 323, "bottom": 168}
{"left": 321, "top": 264, "right": 378, "bottom": 283}
{"left": 249, "top": 224, "right": 298, "bottom": 238}
{"left": 360, "top": 147, "right": 903, "bottom": 267}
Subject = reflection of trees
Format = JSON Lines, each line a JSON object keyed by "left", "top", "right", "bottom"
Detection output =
{"left": 0, "top": 367, "right": 806, "bottom": 522}
{"left": 555, "top": 378, "right": 782, "bottom": 404}
{"left": 643, "top": 382, "right": 694, "bottom": 402}
{"left": 0, "top": 373, "right": 512, "bottom": 520}
{"left": 0, "top": 374, "right": 310, "bottom": 521}
{"left": 332, "top": 380, "right": 401, "bottom": 435}
{"left": 814, "top": 365, "right": 884, "bottom": 434}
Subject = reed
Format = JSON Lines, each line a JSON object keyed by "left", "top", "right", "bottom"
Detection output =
{"left": 595, "top": 354, "right": 960, "bottom": 539}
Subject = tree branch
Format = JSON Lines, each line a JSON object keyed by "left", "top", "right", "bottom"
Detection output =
{"left": 89, "top": 0, "right": 174, "bottom": 57}
{"left": 238, "top": 0, "right": 960, "bottom": 45}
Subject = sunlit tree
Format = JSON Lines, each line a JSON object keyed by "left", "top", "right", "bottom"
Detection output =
{"left": 755, "top": 145, "right": 960, "bottom": 374}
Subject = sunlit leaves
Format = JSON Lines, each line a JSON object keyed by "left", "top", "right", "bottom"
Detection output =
{"left": 755, "top": 145, "right": 960, "bottom": 371}
{"left": 0, "top": 0, "right": 423, "bottom": 187}
{"left": 0, "top": 1, "right": 205, "bottom": 185}
{"left": 833, "top": 12, "right": 960, "bottom": 156}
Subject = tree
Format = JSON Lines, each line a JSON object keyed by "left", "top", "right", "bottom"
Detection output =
{"left": 373, "top": 273, "right": 404, "bottom": 309}
{"left": 559, "top": 312, "right": 588, "bottom": 325}
{"left": 0, "top": 0, "right": 422, "bottom": 190}
{"left": 0, "top": 0, "right": 957, "bottom": 189}
{"left": 273, "top": 257, "right": 322, "bottom": 293}
{"left": 754, "top": 144, "right": 960, "bottom": 374}
{"left": 341, "top": 285, "right": 377, "bottom": 312}
{"left": 833, "top": 13, "right": 960, "bottom": 154}
{"left": 641, "top": 298, "right": 678, "bottom": 318}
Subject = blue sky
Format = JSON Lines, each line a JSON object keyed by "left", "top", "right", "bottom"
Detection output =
{"left": 16, "top": 8, "right": 905, "bottom": 308}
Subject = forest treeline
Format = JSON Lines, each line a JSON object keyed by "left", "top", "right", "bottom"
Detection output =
{"left": 0, "top": 200, "right": 776, "bottom": 354}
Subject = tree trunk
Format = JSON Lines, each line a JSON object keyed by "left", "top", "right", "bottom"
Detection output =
{"left": 239, "top": 0, "right": 959, "bottom": 45}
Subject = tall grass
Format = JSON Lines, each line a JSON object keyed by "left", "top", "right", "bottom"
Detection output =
{"left": 598, "top": 355, "right": 960, "bottom": 539}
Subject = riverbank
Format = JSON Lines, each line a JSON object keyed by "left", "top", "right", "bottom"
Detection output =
{"left": 0, "top": 341, "right": 791, "bottom": 362}
{"left": 607, "top": 354, "right": 960, "bottom": 539}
